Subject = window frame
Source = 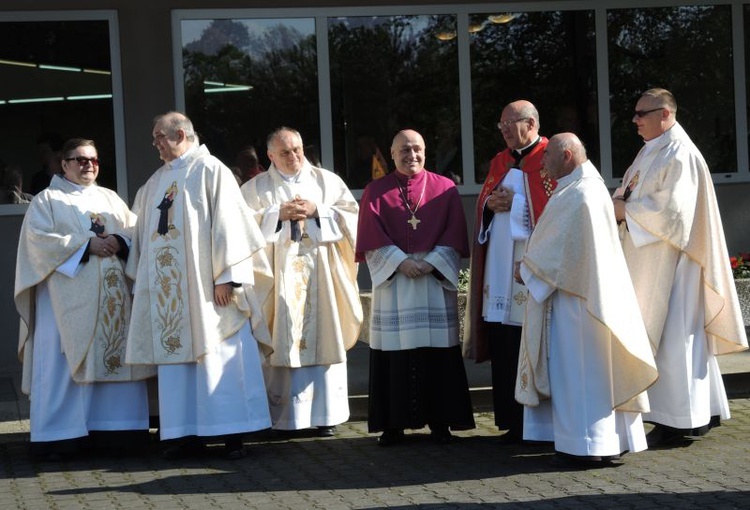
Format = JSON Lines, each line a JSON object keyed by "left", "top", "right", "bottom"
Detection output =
{"left": 0, "top": 9, "right": 128, "bottom": 216}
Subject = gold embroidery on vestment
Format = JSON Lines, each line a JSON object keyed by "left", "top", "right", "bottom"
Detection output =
{"left": 154, "top": 246, "right": 185, "bottom": 355}
{"left": 98, "top": 266, "right": 129, "bottom": 375}
{"left": 513, "top": 291, "right": 527, "bottom": 306}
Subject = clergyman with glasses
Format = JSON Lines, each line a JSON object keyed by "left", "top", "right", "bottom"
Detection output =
{"left": 15, "top": 138, "right": 155, "bottom": 460}
{"left": 612, "top": 88, "right": 748, "bottom": 447}
{"left": 125, "top": 112, "right": 272, "bottom": 460}
{"left": 463, "top": 100, "right": 555, "bottom": 444}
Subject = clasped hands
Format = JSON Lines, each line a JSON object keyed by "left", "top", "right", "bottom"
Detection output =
{"left": 611, "top": 194, "right": 627, "bottom": 222}
{"left": 398, "top": 258, "right": 435, "bottom": 279}
{"left": 279, "top": 195, "right": 317, "bottom": 221}
{"left": 89, "top": 235, "right": 120, "bottom": 258}
{"left": 487, "top": 186, "right": 515, "bottom": 213}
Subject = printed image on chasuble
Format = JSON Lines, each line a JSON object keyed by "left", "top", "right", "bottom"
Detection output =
{"left": 150, "top": 180, "right": 187, "bottom": 357}
{"left": 154, "top": 181, "right": 180, "bottom": 241}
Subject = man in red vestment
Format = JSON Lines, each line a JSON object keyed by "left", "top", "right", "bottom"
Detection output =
{"left": 463, "top": 100, "right": 555, "bottom": 443}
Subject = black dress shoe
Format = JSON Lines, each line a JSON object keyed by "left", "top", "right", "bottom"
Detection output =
{"left": 224, "top": 434, "right": 247, "bottom": 460}
{"left": 549, "top": 452, "right": 622, "bottom": 470}
{"left": 377, "top": 429, "right": 405, "bottom": 447}
{"left": 318, "top": 426, "right": 336, "bottom": 437}
{"left": 225, "top": 446, "right": 247, "bottom": 460}
{"left": 430, "top": 426, "right": 454, "bottom": 444}
{"left": 496, "top": 430, "right": 524, "bottom": 445}
{"left": 162, "top": 437, "right": 205, "bottom": 460}
{"left": 646, "top": 424, "right": 691, "bottom": 447}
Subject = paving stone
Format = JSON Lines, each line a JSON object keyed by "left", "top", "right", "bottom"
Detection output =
{"left": 0, "top": 400, "right": 748, "bottom": 509}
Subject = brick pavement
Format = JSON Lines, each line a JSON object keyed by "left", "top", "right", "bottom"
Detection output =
{"left": 1, "top": 399, "right": 748, "bottom": 510}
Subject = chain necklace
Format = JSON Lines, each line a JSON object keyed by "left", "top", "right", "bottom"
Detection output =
{"left": 395, "top": 173, "right": 427, "bottom": 230}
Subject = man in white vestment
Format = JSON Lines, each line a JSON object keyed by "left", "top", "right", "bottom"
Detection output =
{"left": 517, "top": 133, "right": 658, "bottom": 468}
{"left": 125, "top": 112, "right": 273, "bottom": 459}
{"left": 15, "top": 138, "right": 154, "bottom": 460}
{"left": 241, "top": 127, "right": 362, "bottom": 437}
{"left": 463, "top": 100, "right": 554, "bottom": 443}
{"left": 613, "top": 88, "right": 748, "bottom": 446}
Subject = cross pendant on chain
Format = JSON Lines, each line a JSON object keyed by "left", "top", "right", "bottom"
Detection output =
{"left": 407, "top": 214, "right": 421, "bottom": 230}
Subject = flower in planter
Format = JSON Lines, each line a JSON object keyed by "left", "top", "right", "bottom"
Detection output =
{"left": 458, "top": 268, "right": 470, "bottom": 293}
{"left": 730, "top": 253, "right": 750, "bottom": 279}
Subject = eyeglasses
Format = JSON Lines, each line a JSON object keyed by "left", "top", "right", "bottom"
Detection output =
{"left": 278, "top": 147, "right": 303, "bottom": 158}
{"left": 65, "top": 156, "right": 99, "bottom": 166}
{"left": 633, "top": 107, "right": 664, "bottom": 118}
{"left": 497, "top": 117, "right": 529, "bottom": 130}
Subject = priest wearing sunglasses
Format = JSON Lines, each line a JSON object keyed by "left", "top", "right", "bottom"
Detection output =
{"left": 14, "top": 138, "right": 154, "bottom": 460}
{"left": 613, "top": 88, "right": 748, "bottom": 446}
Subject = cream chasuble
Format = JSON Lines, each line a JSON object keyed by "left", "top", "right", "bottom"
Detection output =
{"left": 614, "top": 122, "right": 748, "bottom": 356}
{"left": 15, "top": 175, "right": 154, "bottom": 394}
{"left": 126, "top": 144, "right": 271, "bottom": 365}
{"left": 516, "top": 162, "right": 657, "bottom": 413}
{"left": 241, "top": 161, "right": 362, "bottom": 368}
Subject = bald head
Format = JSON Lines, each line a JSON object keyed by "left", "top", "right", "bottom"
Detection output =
{"left": 152, "top": 111, "right": 196, "bottom": 162}
{"left": 542, "top": 132, "right": 587, "bottom": 180}
{"left": 391, "top": 129, "right": 426, "bottom": 176}
{"left": 499, "top": 100, "right": 540, "bottom": 150}
{"left": 154, "top": 112, "right": 196, "bottom": 142}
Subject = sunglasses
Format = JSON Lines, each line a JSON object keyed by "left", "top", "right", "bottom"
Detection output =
{"left": 633, "top": 107, "right": 664, "bottom": 118}
{"left": 65, "top": 156, "right": 100, "bottom": 166}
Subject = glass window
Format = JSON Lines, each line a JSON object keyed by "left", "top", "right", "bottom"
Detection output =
{"left": 174, "top": 4, "right": 749, "bottom": 190}
{"left": 0, "top": 16, "right": 120, "bottom": 205}
{"left": 180, "top": 18, "right": 318, "bottom": 180}
{"left": 608, "top": 5, "right": 735, "bottom": 178}
{"left": 328, "top": 14, "right": 462, "bottom": 189}
{"left": 469, "top": 11, "right": 598, "bottom": 184}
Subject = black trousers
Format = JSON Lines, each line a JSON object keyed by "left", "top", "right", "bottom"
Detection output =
{"left": 486, "top": 322, "right": 524, "bottom": 433}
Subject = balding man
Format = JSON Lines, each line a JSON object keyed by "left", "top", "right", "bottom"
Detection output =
{"left": 516, "top": 133, "right": 657, "bottom": 468}
{"left": 613, "top": 89, "right": 748, "bottom": 446}
{"left": 463, "top": 100, "right": 555, "bottom": 444}
{"left": 241, "top": 127, "right": 362, "bottom": 437}
{"left": 356, "top": 129, "right": 475, "bottom": 446}
{"left": 126, "top": 112, "right": 272, "bottom": 459}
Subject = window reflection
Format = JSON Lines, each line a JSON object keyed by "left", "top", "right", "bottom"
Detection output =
{"left": 470, "top": 11, "right": 598, "bottom": 184}
{"left": 181, "top": 18, "right": 319, "bottom": 171}
{"left": 328, "top": 15, "right": 462, "bottom": 189}
{"left": 608, "top": 5, "right": 734, "bottom": 178}
{"left": 0, "top": 19, "right": 116, "bottom": 200}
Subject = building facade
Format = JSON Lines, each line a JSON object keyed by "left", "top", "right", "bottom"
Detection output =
{"left": 1, "top": 0, "right": 749, "bottom": 371}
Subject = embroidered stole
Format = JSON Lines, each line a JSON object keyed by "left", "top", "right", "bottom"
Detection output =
{"left": 65, "top": 189, "right": 134, "bottom": 381}
{"left": 144, "top": 170, "right": 194, "bottom": 361}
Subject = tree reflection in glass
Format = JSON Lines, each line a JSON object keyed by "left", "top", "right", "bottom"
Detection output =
{"left": 328, "top": 15, "right": 462, "bottom": 189}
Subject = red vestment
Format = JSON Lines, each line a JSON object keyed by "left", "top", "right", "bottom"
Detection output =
{"left": 464, "top": 138, "right": 555, "bottom": 362}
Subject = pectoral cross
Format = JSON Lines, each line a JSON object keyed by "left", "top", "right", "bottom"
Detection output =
{"left": 407, "top": 214, "right": 421, "bottom": 230}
